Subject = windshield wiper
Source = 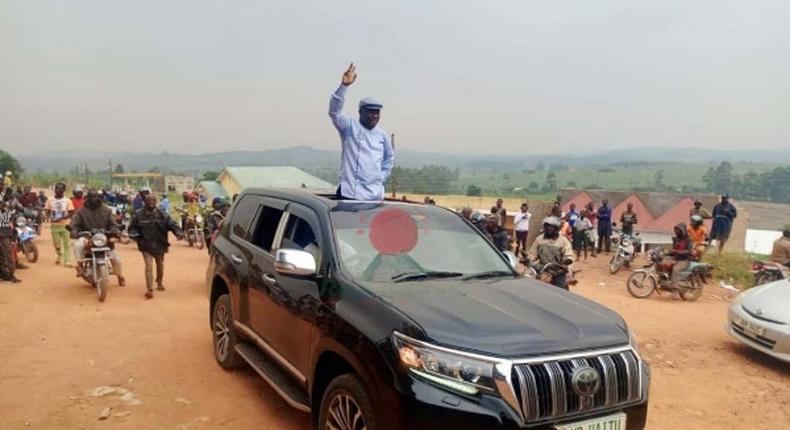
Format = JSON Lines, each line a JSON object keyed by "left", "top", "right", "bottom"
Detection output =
{"left": 392, "top": 271, "right": 464, "bottom": 283}
{"left": 461, "top": 270, "right": 515, "bottom": 280}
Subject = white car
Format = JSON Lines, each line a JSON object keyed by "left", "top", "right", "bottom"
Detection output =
{"left": 727, "top": 279, "right": 790, "bottom": 362}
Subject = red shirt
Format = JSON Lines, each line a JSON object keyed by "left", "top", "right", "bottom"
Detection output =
{"left": 71, "top": 196, "right": 85, "bottom": 210}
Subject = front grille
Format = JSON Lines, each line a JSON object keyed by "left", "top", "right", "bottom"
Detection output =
{"left": 512, "top": 350, "right": 642, "bottom": 423}
{"left": 731, "top": 323, "right": 776, "bottom": 349}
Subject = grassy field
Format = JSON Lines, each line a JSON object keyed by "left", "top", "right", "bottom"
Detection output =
{"left": 450, "top": 162, "right": 781, "bottom": 197}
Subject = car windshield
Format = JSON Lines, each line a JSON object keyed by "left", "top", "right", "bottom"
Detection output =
{"left": 330, "top": 202, "right": 513, "bottom": 283}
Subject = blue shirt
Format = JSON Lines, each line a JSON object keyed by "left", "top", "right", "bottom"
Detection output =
{"left": 160, "top": 198, "right": 171, "bottom": 214}
{"left": 329, "top": 85, "right": 394, "bottom": 201}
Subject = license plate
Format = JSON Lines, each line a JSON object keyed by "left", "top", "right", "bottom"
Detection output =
{"left": 737, "top": 317, "right": 766, "bottom": 337}
{"left": 555, "top": 413, "right": 626, "bottom": 430}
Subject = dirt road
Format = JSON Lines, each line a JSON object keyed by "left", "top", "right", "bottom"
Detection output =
{"left": 1, "top": 230, "right": 787, "bottom": 429}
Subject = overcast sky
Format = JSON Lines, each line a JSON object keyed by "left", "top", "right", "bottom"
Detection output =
{"left": 2, "top": 0, "right": 789, "bottom": 156}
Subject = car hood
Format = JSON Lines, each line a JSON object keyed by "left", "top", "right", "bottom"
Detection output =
{"left": 741, "top": 279, "right": 790, "bottom": 324}
{"left": 363, "top": 277, "right": 629, "bottom": 357}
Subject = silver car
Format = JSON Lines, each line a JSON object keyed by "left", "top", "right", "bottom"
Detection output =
{"left": 727, "top": 279, "right": 790, "bottom": 362}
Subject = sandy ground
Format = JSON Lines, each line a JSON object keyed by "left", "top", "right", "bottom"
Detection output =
{"left": 0, "top": 227, "right": 788, "bottom": 430}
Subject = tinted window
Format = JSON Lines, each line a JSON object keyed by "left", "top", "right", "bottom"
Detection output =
{"left": 251, "top": 206, "right": 284, "bottom": 252}
{"left": 231, "top": 196, "right": 259, "bottom": 239}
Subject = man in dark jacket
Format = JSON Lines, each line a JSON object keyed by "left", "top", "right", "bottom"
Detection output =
{"left": 484, "top": 215, "right": 510, "bottom": 252}
{"left": 71, "top": 189, "right": 126, "bottom": 286}
{"left": 129, "top": 194, "right": 183, "bottom": 299}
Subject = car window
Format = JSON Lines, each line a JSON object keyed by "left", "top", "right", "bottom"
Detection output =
{"left": 231, "top": 195, "right": 259, "bottom": 240}
{"left": 250, "top": 206, "right": 284, "bottom": 252}
{"left": 282, "top": 215, "right": 321, "bottom": 266}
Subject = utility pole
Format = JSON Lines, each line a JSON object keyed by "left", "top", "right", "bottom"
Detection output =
{"left": 85, "top": 163, "right": 89, "bottom": 187}
{"left": 109, "top": 158, "right": 113, "bottom": 189}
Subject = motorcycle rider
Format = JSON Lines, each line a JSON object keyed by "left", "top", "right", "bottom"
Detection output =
{"left": 70, "top": 189, "right": 126, "bottom": 286}
{"left": 528, "top": 217, "right": 575, "bottom": 287}
{"left": 687, "top": 215, "right": 709, "bottom": 256}
{"left": 668, "top": 223, "right": 695, "bottom": 291}
{"left": 770, "top": 225, "right": 790, "bottom": 267}
{"left": 132, "top": 187, "right": 150, "bottom": 212}
{"left": 204, "top": 197, "right": 230, "bottom": 250}
{"left": 483, "top": 215, "right": 510, "bottom": 252}
{"left": 71, "top": 188, "right": 85, "bottom": 210}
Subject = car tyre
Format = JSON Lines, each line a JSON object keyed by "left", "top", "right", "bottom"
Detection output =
{"left": 212, "top": 294, "right": 242, "bottom": 369}
{"left": 318, "top": 374, "right": 378, "bottom": 430}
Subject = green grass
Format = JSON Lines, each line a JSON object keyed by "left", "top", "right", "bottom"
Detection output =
{"left": 702, "top": 252, "right": 755, "bottom": 290}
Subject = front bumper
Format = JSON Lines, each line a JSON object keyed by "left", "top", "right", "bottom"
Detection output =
{"left": 727, "top": 304, "right": 790, "bottom": 363}
{"left": 393, "top": 369, "right": 649, "bottom": 430}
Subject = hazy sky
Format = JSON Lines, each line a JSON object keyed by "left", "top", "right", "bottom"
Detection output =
{"left": 2, "top": 0, "right": 789, "bottom": 156}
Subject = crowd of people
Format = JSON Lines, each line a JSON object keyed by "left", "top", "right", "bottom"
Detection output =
{"left": 0, "top": 178, "right": 232, "bottom": 297}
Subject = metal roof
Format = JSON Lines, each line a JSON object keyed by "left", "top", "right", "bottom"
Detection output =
{"left": 221, "top": 166, "right": 333, "bottom": 190}
{"left": 195, "top": 180, "right": 228, "bottom": 199}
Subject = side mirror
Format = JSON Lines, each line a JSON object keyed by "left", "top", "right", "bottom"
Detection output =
{"left": 502, "top": 251, "right": 518, "bottom": 269}
{"left": 274, "top": 249, "right": 317, "bottom": 277}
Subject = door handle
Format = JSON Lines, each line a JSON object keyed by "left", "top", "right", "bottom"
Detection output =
{"left": 230, "top": 254, "right": 244, "bottom": 265}
{"left": 262, "top": 273, "right": 276, "bottom": 285}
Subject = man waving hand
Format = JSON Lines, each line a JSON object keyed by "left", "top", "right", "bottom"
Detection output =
{"left": 329, "top": 63, "right": 394, "bottom": 201}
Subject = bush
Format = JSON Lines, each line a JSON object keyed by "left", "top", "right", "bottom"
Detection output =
{"left": 702, "top": 252, "right": 755, "bottom": 289}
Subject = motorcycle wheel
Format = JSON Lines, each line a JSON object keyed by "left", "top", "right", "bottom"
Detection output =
{"left": 96, "top": 265, "right": 110, "bottom": 302}
{"left": 22, "top": 241, "right": 39, "bottom": 263}
{"left": 754, "top": 271, "right": 778, "bottom": 286}
{"left": 609, "top": 254, "right": 623, "bottom": 274}
{"left": 120, "top": 232, "right": 130, "bottom": 245}
{"left": 626, "top": 271, "right": 656, "bottom": 298}
{"left": 680, "top": 276, "right": 704, "bottom": 301}
{"left": 196, "top": 231, "right": 205, "bottom": 250}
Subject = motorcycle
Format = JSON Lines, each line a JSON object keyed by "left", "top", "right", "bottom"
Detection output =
{"left": 184, "top": 213, "right": 205, "bottom": 250}
{"left": 22, "top": 208, "right": 43, "bottom": 235}
{"left": 626, "top": 248, "right": 712, "bottom": 301}
{"left": 119, "top": 212, "right": 132, "bottom": 244}
{"left": 15, "top": 215, "right": 39, "bottom": 263}
{"left": 609, "top": 231, "right": 642, "bottom": 274}
{"left": 76, "top": 229, "right": 116, "bottom": 302}
{"left": 752, "top": 261, "right": 789, "bottom": 286}
{"left": 521, "top": 255, "right": 573, "bottom": 290}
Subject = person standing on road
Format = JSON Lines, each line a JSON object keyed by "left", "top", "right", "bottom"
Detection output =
{"left": 45, "top": 183, "right": 75, "bottom": 267}
{"left": 689, "top": 200, "right": 712, "bottom": 221}
{"left": 597, "top": 199, "right": 613, "bottom": 254}
{"left": 329, "top": 63, "right": 394, "bottom": 201}
{"left": 513, "top": 203, "right": 531, "bottom": 257}
{"left": 159, "top": 194, "right": 171, "bottom": 215}
{"left": 564, "top": 203, "right": 579, "bottom": 229}
{"left": 0, "top": 200, "right": 20, "bottom": 283}
{"left": 493, "top": 199, "right": 507, "bottom": 227}
{"left": 710, "top": 194, "right": 737, "bottom": 255}
{"left": 129, "top": 194, "right": 183, "bottom": 299}
{"left": 620, "top": 203, "right": 638, "bottom": 236}
{"left": 70, "top": 188, "right": 85, "bottom": 211}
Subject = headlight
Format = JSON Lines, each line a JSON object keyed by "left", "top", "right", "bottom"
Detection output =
{"left": 393, "top": 331, "right": 496, "bottom": 396}
{"left": 196, "top": 215, "right": 203, "bottom": 223}
{"left": 15, "top": 216, "right": 27, "bottom": 227}
{"left": 92, "top": 233, "right": 108, "bottom": 247}
{"left": 629, "top": 330, "right": 640, "bottom": 353}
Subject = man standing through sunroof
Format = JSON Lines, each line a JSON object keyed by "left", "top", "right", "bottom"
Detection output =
{"left": 329, "top": 63, "right": 394, "bottom": 201}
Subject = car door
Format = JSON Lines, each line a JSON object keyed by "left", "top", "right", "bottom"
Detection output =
{"left": 265, "top": 203, "right": 324, "bottom": 377}
{"left": 222, "top": 194, "right": 262, "bottom": 325}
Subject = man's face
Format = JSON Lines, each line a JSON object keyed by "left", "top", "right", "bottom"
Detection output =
{"left": 144, "top": 195, "right": 157, "bottom": 210}
{"left": 86, "top": 191, "right": 102, "bottom": 208}
{"left": 74, "top": 190, "right": 83, "bottom": 198}
{"left": 602, "top": 199, "right": 609, "bottom": 207}
{"left": 54, "top": 184, "right": 65, "bottom": 197}
{"left": 570, "top": 203, "right": 576, "bottom": 211}
{"left": 23, "top": 186, "right": 31, "bottom": 194}
{"left": 496, "top": 199, "right": 503, "bottom": 207}
{"left": 627, "top": 203, "right": 633, "bottom": 211}
{"left": 722, "top": 196, "right": 728, "bottom": 204}
{"left": 521, "top": 205, "right": 527, "bottom": 213}
{"left": 694, "top": 202, "right": 701, "bottom": 208}
{"left": 359, "top": 108, "right": 380, "bottom": 129}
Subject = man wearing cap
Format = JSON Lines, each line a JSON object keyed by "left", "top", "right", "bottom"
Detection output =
{"left": 689, "top": 200, "right": 712, "bottom": 221}
{"left": 329, "top": 63, "right": 394, "bottom": 201}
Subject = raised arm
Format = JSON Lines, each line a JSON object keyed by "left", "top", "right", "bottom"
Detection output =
{"left": 329, "top": 63, "right": 356, "bottom": 134}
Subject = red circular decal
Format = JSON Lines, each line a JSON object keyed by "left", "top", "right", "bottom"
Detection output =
{"left": 369, "top": 209, "right": 418, "bottom": 254}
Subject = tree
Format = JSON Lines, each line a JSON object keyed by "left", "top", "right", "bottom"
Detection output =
{"left": 528, "top": 181, "right": 540, "bottom": 192}
{"left": 114, "top": 163, "right": 126, "bottom": 174}
{"left": 653, "top": 169, "right": 666, "bottom": 191}
{"left": 466, "top": 184, "right": 482, "bottom": 196}
{"left": 202, "top": 170, "right": 220, "bottom": 181}
{"left": 541, "top": 171, "right": 558, "bottom": 193}
{"left": 0, "top": 150, "right": 22, "bottom": 177}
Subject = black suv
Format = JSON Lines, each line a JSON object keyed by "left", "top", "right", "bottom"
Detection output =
{"left": 207, "top": 189, "right": 650, "bottom": 430}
